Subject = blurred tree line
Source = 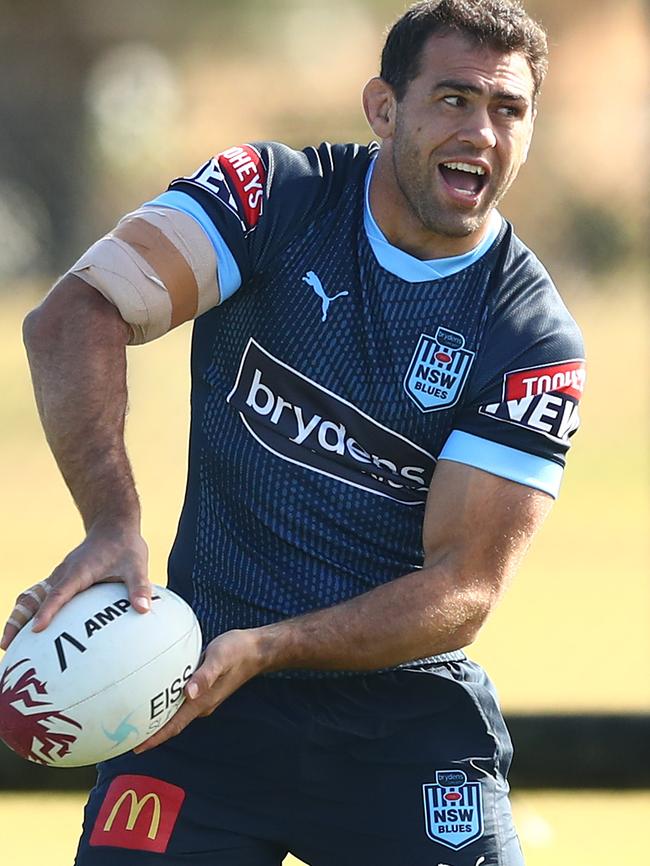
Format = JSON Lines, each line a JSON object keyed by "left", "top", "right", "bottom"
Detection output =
{"left": 0, "top": 0, "right": 646, "bottom": 288}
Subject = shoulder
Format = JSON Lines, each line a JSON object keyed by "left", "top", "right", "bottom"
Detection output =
{"left": 466, "top": 223, "right": 586, "bottom": 431}
{"left": 256, "top": 140, "right": 377, "bottom": 210}
{"left": 261, "top": 140, "right": 377, "bottom": 175}
{"left": 159, "top": 140, "right": 376, "bottom": 284}
{"left": 170, "top": 140, "right": 376, "bottom": 224}
{"left": 489, "top": 223, "right": 584, "bottom": 357}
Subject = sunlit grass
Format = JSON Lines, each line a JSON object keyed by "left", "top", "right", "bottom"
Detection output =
{"left": 2, "top": 791, "right": 648, "bottom": 866}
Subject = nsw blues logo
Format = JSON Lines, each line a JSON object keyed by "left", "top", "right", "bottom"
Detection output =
{"left": 404, "top": 327, "right": 475, "bottom": 412}
{"left": 423, "top": 770, "right": 484, "bottom": 850}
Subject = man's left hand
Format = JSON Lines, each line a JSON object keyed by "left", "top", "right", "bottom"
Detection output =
{"left": 134, "top": 628, "right": 266, "bottom": 753}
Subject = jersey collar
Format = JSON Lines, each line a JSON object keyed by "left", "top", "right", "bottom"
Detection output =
{"left": 364, "top": 157, "right": 503, "bottom": 283}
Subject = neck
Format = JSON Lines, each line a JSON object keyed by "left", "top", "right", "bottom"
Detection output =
{"left": 369, "top": 150, "right": 492, "bottom": 260}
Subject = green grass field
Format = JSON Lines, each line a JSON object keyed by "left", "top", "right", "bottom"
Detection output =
{"left": 0, "top": 283, "right": 648, "bottom": 864}
{"left": 2, "top": 791, "right": 649, "bottom": 865}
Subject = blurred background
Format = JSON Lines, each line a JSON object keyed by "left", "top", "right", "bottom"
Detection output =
{"left": 0, "top": 0, "right": 648, "bottom": 863}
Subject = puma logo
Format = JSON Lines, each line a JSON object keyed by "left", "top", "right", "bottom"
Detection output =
{"left": 302, "top": 271, "right": 349, "bottom": 322}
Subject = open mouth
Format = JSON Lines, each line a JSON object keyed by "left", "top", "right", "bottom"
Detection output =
{"left": 438, "top": 161, "right": 489, "bottom": 199}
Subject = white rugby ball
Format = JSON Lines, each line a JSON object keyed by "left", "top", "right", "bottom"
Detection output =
{"left": 0, "top": 583, "right": 202, "bottom": 768}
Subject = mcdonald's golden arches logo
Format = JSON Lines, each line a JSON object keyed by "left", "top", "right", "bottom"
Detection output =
{"left": 89, "top": 773, "right": 185, "bottom": 854}
{"left": 103, "top": 788, "right": 161, "bottom": 839}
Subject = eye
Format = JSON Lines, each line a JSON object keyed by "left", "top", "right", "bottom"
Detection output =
{"left": 442, "top": 95, "right": 467, "bottom": 108}
{"left": 495, "top": 104, "right": 523, "bottom": 119}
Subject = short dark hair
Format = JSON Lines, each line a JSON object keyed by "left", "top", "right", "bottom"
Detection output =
{"left": 380, "top": 0, "right": 549, "bottom": 102}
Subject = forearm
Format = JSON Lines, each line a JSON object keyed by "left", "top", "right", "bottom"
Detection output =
{"left": 135, "top": 552, "right": 499, "bottom": 752}
{"left": 255, "top": 554, "right": 497, "bottom": 673}
{"left": 23, "top": 275, "right": 138, "bottom": 530}
{"left": 250, "top": 466, "right": 549, "bottom": 675}
{"left": 137, "top": 453, "right": 552, "bottom": 754}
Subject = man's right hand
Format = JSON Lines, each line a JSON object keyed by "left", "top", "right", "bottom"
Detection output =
{"left": 0, "top": 523, "right": 150, "bottom": 651}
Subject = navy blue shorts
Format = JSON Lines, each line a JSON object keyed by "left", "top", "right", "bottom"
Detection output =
{"left": 75, "top": 659, "right": 524, "bottom": 865}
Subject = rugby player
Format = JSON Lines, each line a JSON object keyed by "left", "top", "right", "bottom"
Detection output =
{"left": 3, "top": 1, "right": 585, "bottom": 863}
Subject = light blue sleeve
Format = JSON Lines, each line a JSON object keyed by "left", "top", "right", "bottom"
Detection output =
{"left": 439, "top": 430, "right": 563, "bottom": 498}
{"left": 144, "top": 191, "right": 242, "bottom": 301}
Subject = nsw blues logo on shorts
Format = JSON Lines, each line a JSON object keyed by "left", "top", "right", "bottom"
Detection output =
{"left": 422, "top": 770, "right": 484, "bottom": 850}
{"left": 404, "top": 327, "right": 475, "bottom": 413}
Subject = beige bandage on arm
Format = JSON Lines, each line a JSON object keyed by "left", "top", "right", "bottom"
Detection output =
{"left": 69, "top": 206, "right": 221, "bottom": 344}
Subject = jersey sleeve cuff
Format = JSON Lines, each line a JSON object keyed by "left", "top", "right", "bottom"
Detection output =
{"left": 438, "top": 430, "right": 563, "bottom": 498}
{"left": 144, "top": 191, "right": 242, "bottom": 300}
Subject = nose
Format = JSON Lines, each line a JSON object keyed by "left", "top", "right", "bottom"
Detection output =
{"left": 458, "top": 113, "right": 497, "bottom": 150}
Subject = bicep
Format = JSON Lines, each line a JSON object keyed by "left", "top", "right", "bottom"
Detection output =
{"left": 67, "top": 206, "right": 225, "bottom": 344}
{"left": 26, "top": 273, "right": 132, "bottom": 348}
{"left": 422, "top": 459, "right": 553, "bottom": 591}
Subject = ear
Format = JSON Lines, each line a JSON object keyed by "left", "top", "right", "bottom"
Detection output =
{"left": 362, "top": 77, "right": 397, "bottom": 140}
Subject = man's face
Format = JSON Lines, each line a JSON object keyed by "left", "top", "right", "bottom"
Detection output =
{"left": 389, "top": 31, "right": 536, "bottom": 239}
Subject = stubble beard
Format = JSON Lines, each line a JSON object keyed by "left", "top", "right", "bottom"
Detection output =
{"left": 391, "top": 127, "right": 495, "bottom": 240}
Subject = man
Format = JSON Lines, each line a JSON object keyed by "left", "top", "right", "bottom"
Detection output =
{"left": 2, "top": 1, "right": 584, "bottom": 863}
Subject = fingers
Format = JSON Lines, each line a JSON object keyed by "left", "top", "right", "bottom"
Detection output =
{"left": 2, "top": 530, "right": 151, "bottom": 647}
{"left": 134, "top": 697, "right": 205, "bottom": 754}
{"left": 134, "top": 650, "right": 227, "bottom": 753}
{"left": 33, "top": 571, "right": 149, "bottom": 632}
{"left": 86, "top": 526, "right": 151, "bottom": 615}
{"left": 133, "top": 678, "right": 218, "bottom": 753}
{"left": 1, "top": 581, "right": 50, "bottom": 650}
{"left": 184, "top": 656, "right": 215, "bottom": 700}
{"left": 31, "top": 562, "right": 92, "bottom": 632}
{"left": 133, "top": 631, "right": 265, "bottom": 753}
{"left": 126, "top": 580, "right": 152, "bottom": 614}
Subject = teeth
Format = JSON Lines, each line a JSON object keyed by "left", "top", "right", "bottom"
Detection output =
{"left": 443, "top": 161, "right": 486, "bottom": 175}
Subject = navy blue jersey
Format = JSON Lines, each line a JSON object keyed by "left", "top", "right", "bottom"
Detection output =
{"left": 146, "top": 141, "right": 585, "bottom": 654}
